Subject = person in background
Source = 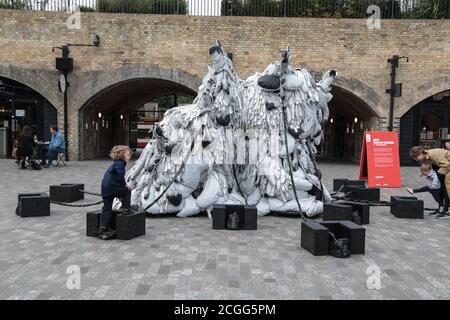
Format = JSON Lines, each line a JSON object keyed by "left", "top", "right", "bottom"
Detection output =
{"left": 16, "top": 125, "right": 35, "bottom": 169}
{"left": 443, "top": 141, "right": 450, "bottom": 151}
{"left": 11, "top": 127, "right": 21, "bottom": 162}
{"left": 406, "top": 161, "right": 443, "bottom": 216}
{"left": 97, "top": 145, "right": 136, "bottom": 240}
{"left": 42, "top": 125, "right": 65, "bottom": 168}
{"left": 409, "top": 146, "right": 450, "bottom": 218}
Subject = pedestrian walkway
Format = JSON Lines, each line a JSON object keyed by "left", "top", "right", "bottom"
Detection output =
{"left": 0, "top": 159, "right": 448, "bottom": 299}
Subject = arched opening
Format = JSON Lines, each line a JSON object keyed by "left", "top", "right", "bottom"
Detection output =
{"left": 399, "top": 90, "right": 450, "bottom": 165}
{"left": 79, "top": 78, "right": 196, "bottom": 160}
{"left": 320, "top": 86, "right": 377, "bottom": 162}
{"left": 0, "top": 76, "right": 57, "bottom": 157}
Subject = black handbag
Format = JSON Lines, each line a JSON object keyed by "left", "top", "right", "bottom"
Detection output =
{"left": 30, "top": 161, "right": 42, "bottom": 170}
{"left": 227, "top": 212, "right": 240, "bottom": 230}
{"left": 328, "top": 232, "right": 351, "bottom": 258}
{"left": 352, "top": 211, "right": 362, "bottom": 225}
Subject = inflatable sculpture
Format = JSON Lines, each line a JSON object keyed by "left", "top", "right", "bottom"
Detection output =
{"left": 121, "top": 42, "right": 337, "bottom": 217}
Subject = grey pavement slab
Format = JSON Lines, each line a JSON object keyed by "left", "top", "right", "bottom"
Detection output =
{"left": 0, "top": 159, "right": 449, "bottom": 299}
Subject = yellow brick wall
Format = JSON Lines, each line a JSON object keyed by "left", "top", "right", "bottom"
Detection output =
{"left": 1, "top": 9, "right": 449, "bottom": 159}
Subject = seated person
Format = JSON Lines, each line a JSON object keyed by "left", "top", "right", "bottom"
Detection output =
{"left": 42, "top": 125, "right": 65, "bottom": 168}
{"left": 16, "top": 125, "right": 35, "bottom": 169}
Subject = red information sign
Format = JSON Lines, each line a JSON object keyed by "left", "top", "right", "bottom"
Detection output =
{"left": 359, "top": 131, "right": 402, "bottom": 188}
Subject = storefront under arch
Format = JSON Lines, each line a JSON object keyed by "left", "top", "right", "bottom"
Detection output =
{"left": 0, "top": 76, "right": 57, "bottom": 156}
{"left": 400, "top": 90, "right": 450, "bottom": 165}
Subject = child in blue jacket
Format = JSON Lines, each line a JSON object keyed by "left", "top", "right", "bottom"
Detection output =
{"left": 97, "top": 145, "right": 134, "bottom": 240}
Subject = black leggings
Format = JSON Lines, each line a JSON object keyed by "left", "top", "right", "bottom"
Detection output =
{"left": 413, "top": 186, "right": 443, "bottom": 207}
{"left": 437, "top": 172, "right": 449, "bottom": 211}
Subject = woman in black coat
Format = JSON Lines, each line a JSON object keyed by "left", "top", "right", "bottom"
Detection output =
{"left": 16, "top": 126, "right": 35, "bottom": 169}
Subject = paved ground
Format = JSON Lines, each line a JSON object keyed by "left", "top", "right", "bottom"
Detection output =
{"left": 0, "top": 158, "right": 449, "bottom": 300}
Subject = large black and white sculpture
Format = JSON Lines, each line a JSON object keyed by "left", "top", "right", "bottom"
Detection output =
{"left": 121, "top": 42, "right": 337, "bottom": 218}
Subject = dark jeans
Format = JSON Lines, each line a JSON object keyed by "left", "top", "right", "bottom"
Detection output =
{"left": 437, "top": 172, "right": 449, "bottom": 211}
{"left": 100, "top": 190, "right": 131, "bottom": 228}
{"left": 42, "top": 146, "right": 65, "bottom": 166}
{"left": 413, "top": 186, "right": 443, "bottom": 207}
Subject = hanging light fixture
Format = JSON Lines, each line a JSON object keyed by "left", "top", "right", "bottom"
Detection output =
{"left": 330, "top": 118, "right": 334, "bottom": 124}
{"left": 354, "top": 117, "right": 358, "bottom": 123}
{"left": 98, "top": 112, "right": 102, "bottom": 118}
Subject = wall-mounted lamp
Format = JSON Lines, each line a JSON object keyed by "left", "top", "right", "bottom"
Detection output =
{"left": 120, "top": 114, "right": 124, "bottom": 120}
{"left": 98, "top": 112, "right": 102, "bottom": 118}
{"left": 330, "top": 118, "right": 334, "bottom": 124}
{"left": 354, "top": 117, "right": 358, "bottom": 123}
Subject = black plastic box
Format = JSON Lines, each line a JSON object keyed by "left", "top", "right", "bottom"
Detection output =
{"left": 212, "top": 205, "right": 227, "bottom": 229}
{"left": 86, "top": 210, "right": 145, "bottom": 240}
{"left": 323, "top": 203, "right": 353, "bottom": 221}
{"left": 212, "top": 205, "right": 257, "bottom": 230}
{"left": 86, "top": 210, "right": 104, "bottom": 237}
{"left": 390, "top": 196, "right": 424, "bottom": 219}
{"left": 50, "top": 184, "right": 84, "bottom": 203}
{"left": 243, "top": 205, "right": 257, "bottom": 230}
{"left": 301, "top": 220, "right": 366, "bottom": 256}
{"left": 346, "top": 186, "right": 380, "bottom": 201}
{"left": 301, "top": 221, "right": 329, "bottom": 255}
{"left": 116, "top": 212, "right": 146, "bottom": 240}
{"left": 333, "top": 178, "right": 365, "bottom": 192}
{"left": 16, "top": 193, "right": 50, "bottom": 218}
{"left": 336, "top": 200, "right": 370, "bottom": 225}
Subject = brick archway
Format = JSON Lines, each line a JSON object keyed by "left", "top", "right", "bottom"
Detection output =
{"left": 0, "top": 65, "right": 61, "bottom": 111}
{"left": 398, "top": 75, "right": 450, "bottom": 117}
{"left": 73, "top": 65, "right": 201, "bottom": 112}
{"left": 68, "top": 65, "right": 201, "bottom": 160}
{"left": 307, "top": 69, "right": 384, "bottom": 118}
{"left": 323, "top": 82, "right": 379, "bottom": 161}
{"left": 75, "top": 65, "right": 200, "bottom": 160}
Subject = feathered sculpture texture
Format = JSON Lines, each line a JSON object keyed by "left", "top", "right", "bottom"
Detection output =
{"left": 117, "top": 43, "right": 337, "bottom": 217}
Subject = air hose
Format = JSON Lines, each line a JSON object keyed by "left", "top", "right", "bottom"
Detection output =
{"left": 233, "top": 164, "right": 248, "bottom": 205}
{"left": 140, "top": 141, "right": 194, "bottom": 213}
{"left": 305, "top": 141, "right": 325, "bottom": 204}
{"left": 50, "top": 200, "right": 104, "bottom": 207}
{"left": 281, "top": 105, "right": 306, "bottom": 220}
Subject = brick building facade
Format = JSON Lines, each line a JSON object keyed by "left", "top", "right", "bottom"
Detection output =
{"left": 0, "top": 9, "right": 449, "bottom": 162}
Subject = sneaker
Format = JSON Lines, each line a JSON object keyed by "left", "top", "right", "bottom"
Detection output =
{"left": 119, "top": 208, "right": 135, "bottom": 216}
{"left": 430, "top": 209, "right": 440, "bottom": 216}
{"left": 96, "top": 226, "right": 116, "bottom": 240}
{"left": 120, "top": 204, "right": 140, "bottom": 215}
{"left": 435, "top": 211, "right": 450, "bottom": 219}
{"left": 406, "top": 187, "right": 414, "bottom": 195}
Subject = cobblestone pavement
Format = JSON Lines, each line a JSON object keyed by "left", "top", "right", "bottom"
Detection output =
{"left": 0, "top": 159, "right": 449, "bottom": 300}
